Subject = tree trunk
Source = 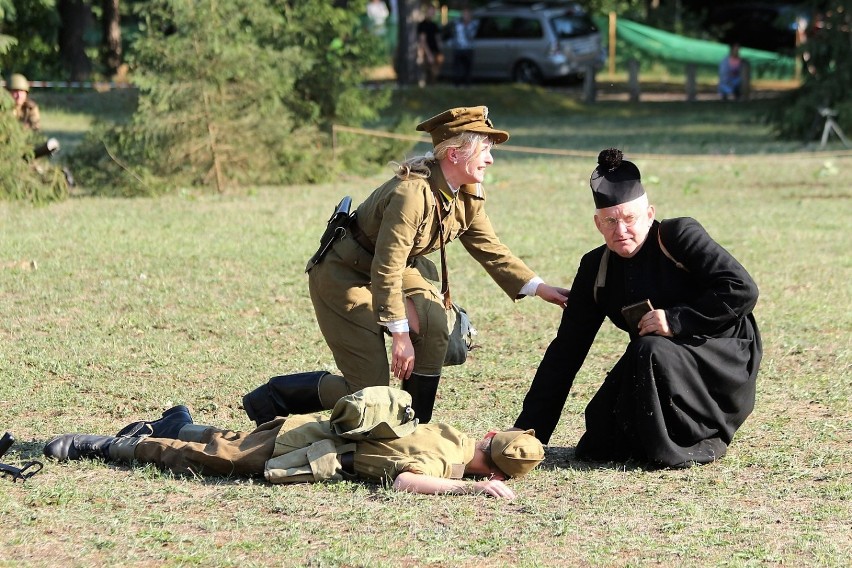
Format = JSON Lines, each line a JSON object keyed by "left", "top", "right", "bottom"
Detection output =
{"left": 58, "top": 0, "right": 94, "bottom": 81}
{"left": 395, "top": 0, "right": 421, "bottom": 86}
{"left": 102, "top": 0, "right": 122, "bottom": 77}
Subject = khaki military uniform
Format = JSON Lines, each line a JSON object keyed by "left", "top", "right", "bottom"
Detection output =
{"left": 134, "top": 413, "right": 474, "bottom": 483}
{"left": 308, "top": 163, "right": 535, "bottom": 390}
{"left": 14, "top": 99, "right": 40, "bottom": 131}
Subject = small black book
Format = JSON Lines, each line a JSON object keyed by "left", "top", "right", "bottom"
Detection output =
{"left": 621, "top": 299, "right": 653, "bottom": 330}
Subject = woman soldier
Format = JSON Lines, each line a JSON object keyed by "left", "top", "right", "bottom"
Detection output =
{"left": 244, "top": 106, "right": 568, "bottom": 425}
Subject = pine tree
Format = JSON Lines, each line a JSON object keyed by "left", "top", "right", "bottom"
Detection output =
{"left": 72, "top": 0, "right": 391, "bottom": 195}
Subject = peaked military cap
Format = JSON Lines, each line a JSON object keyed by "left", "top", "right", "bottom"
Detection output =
{"left": 416, "top": 106, "right": 510, "bottom": 145}
{"left": 590, "top": 148, "right": 645, "bottom": 208}
{"left": 330, "top": 386, "right": 418, "bottom": 440}
{"left": 490, "top": 429, "right": 545, "bottom": 478}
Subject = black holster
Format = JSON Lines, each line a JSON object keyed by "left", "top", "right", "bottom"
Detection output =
{"left": 305, "top": 196, "right": 353, "bottom": 272}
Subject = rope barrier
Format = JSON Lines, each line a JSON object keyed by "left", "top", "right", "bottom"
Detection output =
{"left": 331, "top": 124, "right": 852, "bottom": 161}
{"left": 1, "top": 80, "right": 136, "bottom": 90}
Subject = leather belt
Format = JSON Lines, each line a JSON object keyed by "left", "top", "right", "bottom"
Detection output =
{"left": 349, "top": 216, "right": 375, "bottom": 255}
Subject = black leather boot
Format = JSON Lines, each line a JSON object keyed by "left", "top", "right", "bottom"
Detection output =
{"left": 114, "top": 405, "right": 194, "bottom": 439}
{"left": 242, "top": 371, "right": 328, "bottom": 426}
{"left": 402, "top": 373, "right": 441, "bottom": 424}
{"left": 43, "top": 434, "right": 116, "bottom": 461}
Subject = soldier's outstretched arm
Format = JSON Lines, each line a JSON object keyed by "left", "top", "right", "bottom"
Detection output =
{"left": 392, "top": 471, "right": 516, "bottom": 499}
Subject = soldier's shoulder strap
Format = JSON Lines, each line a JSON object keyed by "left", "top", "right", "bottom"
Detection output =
{"left": 657, "top": 219, "right": 689, "bottom": 272}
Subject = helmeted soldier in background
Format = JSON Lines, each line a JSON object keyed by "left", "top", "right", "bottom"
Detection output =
{"left": 7, "top": 73, "right": 42, "bottom": 132}
{"left": 5, "top": 73, "right": 73, "bottom": 185}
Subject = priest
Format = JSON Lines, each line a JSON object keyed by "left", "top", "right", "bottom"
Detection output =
{"left": 514, "top": 148, "right": 762, "bottom": 468}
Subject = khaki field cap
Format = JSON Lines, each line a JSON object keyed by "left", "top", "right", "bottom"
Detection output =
{"left": 490, "top": 429, "right": 544, "bottom": 478}
{"left": 416, "top": 106, "right": 510, "bottom": 145}
{"left": 330, "top": 386, "right": 418, "bottom": 440}
{"left": 8, "top": 73, "right": 29, "bottom": 92}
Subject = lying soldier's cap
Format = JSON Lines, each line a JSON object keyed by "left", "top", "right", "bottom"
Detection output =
{"left": 590, "top": 147, "right": 645, "bottom": 208}
{"left": 490, "top": 429, "right": 545, "bottom": 478}
{"left": 330, "top": 386, "right": 418, "bottom": 440}
{"left": 416, "top": 106, "right": 510, "bottom": 145}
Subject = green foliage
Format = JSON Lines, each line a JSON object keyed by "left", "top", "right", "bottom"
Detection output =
{"left": 274, "top": 0, "right": 388, "bottom": 126}
{"left": 335, "top": 115, "right": 416, "bottom": 176}
{"left": 585, "top": 0, "right": 648, "bottom": 20}
{"left": 767, "top": 2, "right": 852, "bottom": 140}
{"left": 0, "top": 0, "right": 15, "bottom": 18}
{"left": 0, "top": 91, "right": 66, "bottom": 202}
{"left": 0, "top": 0, "right": 63, "bottom": 79}
{"left": 67, "top": 120, "right": 163, "bottom": 197}
{"left": 70, "top": 0, "right": 392, "bottom": 196}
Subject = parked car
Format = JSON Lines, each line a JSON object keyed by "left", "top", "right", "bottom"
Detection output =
{"left": 442, "top": 1, "right": 605, "bottom": 84}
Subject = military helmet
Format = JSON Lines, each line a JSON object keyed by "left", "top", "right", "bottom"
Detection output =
{"left": 8, "top": 73, "right": 30, "bottom": 92}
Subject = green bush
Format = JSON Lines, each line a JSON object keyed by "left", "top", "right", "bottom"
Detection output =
{"left": 70, "top": 0, "right": 394, "bottom": 196}
{"left": 0, "top": 0, "right": 65, "bottom": 80}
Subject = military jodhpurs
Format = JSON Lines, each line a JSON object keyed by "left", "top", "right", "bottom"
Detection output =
{"left": 134, "top": 419, "right": 286, "bottom": 477}
{"left": 308, "top": 234, "right": 449, "bottom": 391}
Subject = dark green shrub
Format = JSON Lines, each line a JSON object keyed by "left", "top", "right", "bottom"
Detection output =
{"left": 70, "top": 0, "right": 394, "bottom": 196}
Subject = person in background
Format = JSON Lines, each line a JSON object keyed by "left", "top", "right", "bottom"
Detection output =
{"left": 417, "top": 3, "right": 443, "bottom": 87}
{"left": 43, "top": 387, "right": 545, "bottom": 499}
{"left": 514, "top": 148, "right": 762, "bottom": 469}
{"left": 451, "top": 7, "right": 477, "bottom": 87}
{"left": 718, "top": 43, "right": 743, "bottom": 101}
{"left": 5, "top": 72, "right": 74, "bottom": 185}
{"left": 5, "top": 72, "right": 58, "bottom": 158}
{"left": 7, "top": 73, "right": 42, "bottom": 132}
{"left": 366, "top": 0, "right": 390, "bottom": 36}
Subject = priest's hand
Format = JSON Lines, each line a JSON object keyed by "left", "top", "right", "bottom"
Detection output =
{"left": 638, "top": 309, "right": 673, "bottom": 337}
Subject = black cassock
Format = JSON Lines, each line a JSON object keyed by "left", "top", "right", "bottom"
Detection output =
{"left": 516, "top": 218, "right": 762, "bottom": 467}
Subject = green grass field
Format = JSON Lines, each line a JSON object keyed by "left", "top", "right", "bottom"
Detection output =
{"left": 1, "top": 85, "right": 850, "bottom": 566}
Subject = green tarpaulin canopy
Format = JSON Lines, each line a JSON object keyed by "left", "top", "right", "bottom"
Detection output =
{"left": 595, "top": 16, "right": 797, "bottom": 79}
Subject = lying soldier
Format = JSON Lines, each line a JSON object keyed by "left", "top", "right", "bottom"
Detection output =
{"left": 43, "top": 387, "right": 544, "bottom": 499}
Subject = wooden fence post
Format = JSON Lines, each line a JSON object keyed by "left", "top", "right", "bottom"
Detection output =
{"left": 608, "top": 12, "right": 617, "bottom": 78}
{"left": 741, "top": 60, "right": 751, "bottom": 101}
{"left": 583, "top": 64, "right": 596, "bottom": 103}
{"left": 685, "top": 63, "right": 697, "bottom": 102}
{"left": 628, "top": 59, "right": 640, "bottom": 102}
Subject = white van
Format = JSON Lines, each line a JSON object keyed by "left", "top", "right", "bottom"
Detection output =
{"left": 443, "top": 1, "right": 606, "bottom": 84}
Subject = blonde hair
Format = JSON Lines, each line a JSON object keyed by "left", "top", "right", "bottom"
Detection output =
{"left": 393, "top": 132, "right": 491, "bottom": 180}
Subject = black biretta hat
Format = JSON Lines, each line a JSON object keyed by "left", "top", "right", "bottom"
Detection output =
{"left": 590, "top": 148, "right": 645, "bottom": 208}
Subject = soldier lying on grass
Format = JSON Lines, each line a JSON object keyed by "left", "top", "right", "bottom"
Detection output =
{"left": 43, "top": 387, "right": 544, "bottom": 499}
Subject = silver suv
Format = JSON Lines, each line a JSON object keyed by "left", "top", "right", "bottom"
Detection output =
{"left": 444, "top": 2, "right": 605, "bottom": 84}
